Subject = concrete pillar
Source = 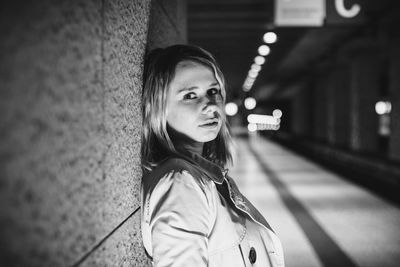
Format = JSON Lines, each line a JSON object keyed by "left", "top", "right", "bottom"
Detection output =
{"left": 292, "top": 83, "right": 312, "bottom": 137}
{"left": 332, "top": 64, "right": 351, "bottom": 148}
{"left": 388, "top": 38, "right": 400, "bottom": 161}
{"left": 326, "top": 69, "right": 336, "bottom": 144}
{"left": 147, "top": 0, "right": 187, "bottom": 50}
{"left": 382, "top": 7, "right": 400, "bottom": 161}
{"left": 346, "top": 40, "right": 381, "bottom": 153}
{"left": 312, "top": 68, "right": 329, "bottom": 143}
{"left": 0, "top": 0, "right": 174, "bottom": 266}
{"left": 292, "top": 87, "right": 304, "bottom": 136}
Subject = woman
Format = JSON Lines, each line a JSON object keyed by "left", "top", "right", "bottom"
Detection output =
{"left": 141, "top": 44, "right": 284, "bottom": 267}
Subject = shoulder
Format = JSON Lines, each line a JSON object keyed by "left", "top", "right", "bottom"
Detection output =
{"left": 142, "top": 158, "right": 217, "bottom": 225}
{"left": 143, "top": 157, "right": 205, "bottom": 186}
{"left": 142, "top": 157, "right": 211, "bottom": 197}
{"left": 141, "top": 158, "right": 218, "bottom": 236}
{"left": 146, "top": 157, "right": 199, "bottom": 176}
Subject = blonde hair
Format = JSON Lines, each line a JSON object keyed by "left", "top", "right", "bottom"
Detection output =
{"left": 141, "top": 44, "right": 232, "bottom": 171}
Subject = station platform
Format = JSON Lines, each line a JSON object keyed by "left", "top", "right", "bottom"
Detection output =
{"left": 229, "top": 135, "right": 400, "bottom": 267}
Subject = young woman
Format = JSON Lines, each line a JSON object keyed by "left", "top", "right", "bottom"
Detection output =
{"left": 141, "top": 44, "right": 284, "bottom": 267}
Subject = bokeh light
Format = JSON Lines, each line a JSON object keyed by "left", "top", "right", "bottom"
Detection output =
{"left": 225, "top": 102, "right": 238, "bottom": 116}
{"left": 263, "top": 32, "right": 277, "bottom": 44}
{"left": 258, "top": 45, "right": 270, "bottom": 56}
{"left": 244, "top": 97, "right": 257, "bottom": 110}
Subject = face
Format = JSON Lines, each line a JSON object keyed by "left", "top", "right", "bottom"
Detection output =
{"left": 166, "top": 61, "right": 224, "bottom": 144}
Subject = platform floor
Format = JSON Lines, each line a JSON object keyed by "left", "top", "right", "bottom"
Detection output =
{"left": 229, "top": 135, "right": 400, "bottom": 267}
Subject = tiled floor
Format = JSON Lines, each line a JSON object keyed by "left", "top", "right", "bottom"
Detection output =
{"left": 229, "top": 134, "right": 400, "bottom": 267}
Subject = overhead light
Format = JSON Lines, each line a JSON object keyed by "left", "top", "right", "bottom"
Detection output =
{"left": 244, "top": 84, "right": 253, "bottom": 90}
{"left": 251, "top": 64, "right": 261, "bottom": 72}
{"left": 248, "top": 123, "right": 257, "bottom": 132}
{"left": 248, "top": 71, "right": 258, "bottom": 78}
{"left": 263, "top": 32, "right": 277, "bottom": 44}
{"left": 258, "top": 45, "right": 270, "bottom": 56}
{"left": 244, "top": 81, "right": 254, "bottom": 87}
{"left": 272, "top": 109, "right": 283, "bottom": 118}
{"left": 375, "top": 101, "right": 392, "bottom": 115}
{"left": 245, "top": 76, "right": 256, "bottom": 82}
{"left": 225, "top": 102, "right": 238, "bottom": 116}
{"left": 244, "top": 79, "right": 254, "bottom": 88}
{"left": 243, "top": 85, "right": 252, "bottom": 92}
{"left": 244, "top": 97, "right": 257, "bottom": 110}
{"left": 254, "top": 56, "right": 265, "bottom": 65}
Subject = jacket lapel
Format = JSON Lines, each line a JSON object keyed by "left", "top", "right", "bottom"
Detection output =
{"left": 223, "top": 175, "right": 275, "bottom": 234}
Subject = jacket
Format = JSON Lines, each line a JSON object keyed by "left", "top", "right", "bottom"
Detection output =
{"left": 141, "top": 152, "right": 284, "bottom": 267}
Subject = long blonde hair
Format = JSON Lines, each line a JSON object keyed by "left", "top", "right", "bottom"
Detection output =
{"left": 141, "top": 45, "right": 232, "bottom": 171}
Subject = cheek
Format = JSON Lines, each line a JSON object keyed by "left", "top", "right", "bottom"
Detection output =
{"left": 168, "top": 111, "right": 181, "bottom": 125}
{"left": 167, "top": 104, "right": 196, "bottom": 126}
{"left": 166, "top": 108, "right": 178, "bottom": 125}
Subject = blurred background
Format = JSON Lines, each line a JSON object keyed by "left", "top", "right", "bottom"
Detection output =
{"left": 188, "top": 0, "right": 400, "bottom": 188}
{"left": 0, "top": 0, "right": 399, "bottom": 266}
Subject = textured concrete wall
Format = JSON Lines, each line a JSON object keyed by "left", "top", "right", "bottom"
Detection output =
{"left": 0, "top": 1, "right": 151, "bottom": 266}
{"left": 147, "top": 0, "right": 187, "bottom": 50}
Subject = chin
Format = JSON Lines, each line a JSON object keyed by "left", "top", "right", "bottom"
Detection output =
{"left": 196, "top": 132, "right": 219, "bottom": 143}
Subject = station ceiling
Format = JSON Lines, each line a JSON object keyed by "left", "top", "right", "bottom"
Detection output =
{"left": 187, "top": 0, "right": 396, "bottom": 102}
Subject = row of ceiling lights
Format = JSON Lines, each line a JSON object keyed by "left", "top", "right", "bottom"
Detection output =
{"left": 242, "top": 32, "right": 278, "bottom": 92}
{"left": 224, "top": 32, "right": 279, "bottom": 122}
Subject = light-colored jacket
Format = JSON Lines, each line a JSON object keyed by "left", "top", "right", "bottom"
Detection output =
{"left": 141, "top": 152, "right": 284, "bottom": 267}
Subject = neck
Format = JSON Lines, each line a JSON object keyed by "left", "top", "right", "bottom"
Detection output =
{"left": 167, "top": 124, "right": 204, "bottom": 156}
{"left": 176, "top": 141, "right": 204, "bottom": 156}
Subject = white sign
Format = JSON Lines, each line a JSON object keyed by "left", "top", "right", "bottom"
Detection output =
{"left": 275, "top": 0, "right": 325, "bottom": 27}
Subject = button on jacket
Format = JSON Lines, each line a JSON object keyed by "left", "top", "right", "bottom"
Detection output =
{"left": 141, "top": 153, "right": 284, "bottom": 267}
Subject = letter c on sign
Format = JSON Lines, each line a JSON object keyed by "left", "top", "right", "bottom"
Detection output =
{"left": 335, "top": 0, "right": 361, "bottom": 18}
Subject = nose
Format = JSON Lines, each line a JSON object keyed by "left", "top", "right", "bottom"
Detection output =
{"left": 201, "top": 96, "right": 218, "bottom": 114}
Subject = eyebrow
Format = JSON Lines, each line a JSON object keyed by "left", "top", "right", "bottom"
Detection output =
{"left": 177, "top": 82, "right": 220, "bottom": 94}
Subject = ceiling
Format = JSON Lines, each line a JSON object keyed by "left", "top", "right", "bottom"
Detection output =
{"left": 187, "top": 0, "right": 396, "bottom": 103}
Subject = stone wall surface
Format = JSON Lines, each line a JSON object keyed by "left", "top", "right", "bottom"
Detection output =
{"left": 0, "top": 0, "right": 152, "bottom": 266}
{"left": 147, "top": 0, "right": 187, "bottom": 51}
{"left": 80, "top": 212, "right": 146, "bottom": 267}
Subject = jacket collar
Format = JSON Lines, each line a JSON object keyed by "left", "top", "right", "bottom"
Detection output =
{"left": 183, "top": 152, "right": 275, "bottom": 234}
{"left": 178, "top": 151, "right": 226, "bottom": 184}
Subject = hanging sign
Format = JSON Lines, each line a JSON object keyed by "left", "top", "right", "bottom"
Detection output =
{"left": 325, "top": 0, "right": 365, "bottom": 25}
{"left": 274, "top": 0, "right": 365, "bottom": 27}
{"left": 274, "top": 0, "right": 325, "bottom": 27}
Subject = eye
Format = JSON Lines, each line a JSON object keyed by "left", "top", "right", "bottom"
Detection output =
{"left": 183, "top": 92, "right": 197, "bottom": 100}
{"left": 208, "top": 88, "right": 221, "bottom": 96}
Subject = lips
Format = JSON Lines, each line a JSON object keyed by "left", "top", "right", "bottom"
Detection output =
{"left": 199, "top": 118, "right": 219, "bottom": 128}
